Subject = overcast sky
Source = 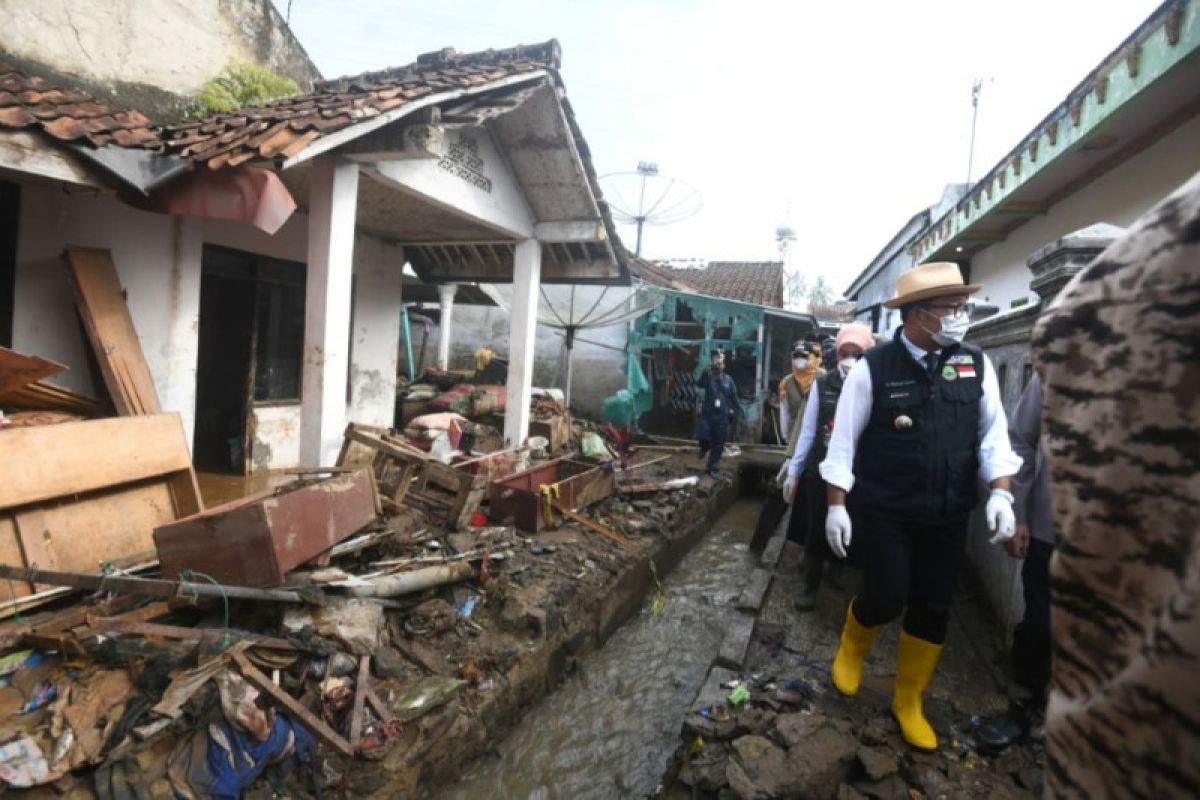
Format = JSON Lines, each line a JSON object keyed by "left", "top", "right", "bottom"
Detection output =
{"left": 276, "top": 0, "right": 1162, "bottom": 294}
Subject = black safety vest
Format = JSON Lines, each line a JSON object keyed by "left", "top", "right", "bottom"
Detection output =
{"left": 851, "top": 331, "right": 984, "bottom": 521}
{"left": 804, "top": 370, "right": 843, "bottom": 475}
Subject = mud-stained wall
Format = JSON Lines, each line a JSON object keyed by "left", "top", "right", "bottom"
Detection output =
{"left": 0, "top": 0, "right": 321, "bottom": 122}
{"left": 12, "top": 188, "right": 402, "bottom": 467}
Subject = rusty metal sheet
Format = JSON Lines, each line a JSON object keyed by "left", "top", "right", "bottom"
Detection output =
{"left": 154, "top": 470, "right": 377, "bottom": 586}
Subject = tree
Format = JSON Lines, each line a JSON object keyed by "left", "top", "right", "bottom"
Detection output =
{"left": 194, "top": 62, "right": 300, "bottom": 117}
{"left": 808, "top": 276, "right": 834, "bottom": 307}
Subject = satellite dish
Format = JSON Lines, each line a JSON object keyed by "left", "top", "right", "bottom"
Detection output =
{"left": 477, "top": 283, "right": 664, "bottom": 407}
{"left": 601, "top": 162, "right": 702, "bottom": 257}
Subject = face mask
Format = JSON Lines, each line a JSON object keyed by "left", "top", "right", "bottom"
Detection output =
{"left": 792, "top": 357, "right": 811, "bottom": 370}
{"left": 923, "top": 309, "right": 970, "bottom": 347}
{"left": 837, "top": 357, "right": 858, "bottom": 378}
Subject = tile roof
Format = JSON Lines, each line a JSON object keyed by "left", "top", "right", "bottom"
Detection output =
{"left": 661, "top": 261, "right": 785, "bottom": 307}
{"left": 156, "top": 41, "right": 561, "bottom": 170}
{"left": 0, "top": 62, "right": 158, "bottom": 149}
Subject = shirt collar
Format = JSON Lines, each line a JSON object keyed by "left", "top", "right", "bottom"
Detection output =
{"left": 899, "top": 329, "right": 940, "bottom": 362}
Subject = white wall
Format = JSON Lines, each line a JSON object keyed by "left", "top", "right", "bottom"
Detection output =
{"left": 12, "top": 184, "right": 204, "bottom": 443}
{"left": 971, "top": 113, "right": 1200, "bottom": 310}
{"left": 12, "top": 184, "right": 402, "bottom": 471}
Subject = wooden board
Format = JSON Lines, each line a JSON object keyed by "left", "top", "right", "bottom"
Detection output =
{"left": 0, "top": 380, "right": 110, "bottom": 417}
{"left": 64, "top": 247, "right": 161, "bottom": 415}
{"left": 0, "top": 414, "right": 194, "bottom": 510}
{"left": 0, "top": 347, "right": 66, "bottom": 395}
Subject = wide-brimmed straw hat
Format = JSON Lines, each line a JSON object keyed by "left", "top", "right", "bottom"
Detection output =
{"left": 883, "top": 262, "right": 982, "bottom": 309}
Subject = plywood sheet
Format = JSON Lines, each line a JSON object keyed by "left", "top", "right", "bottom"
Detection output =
{"left": 0, "top": 414, "right": 194, "bottom": 510}
{"left": 64, "top": 247, "right": 160, "bottom": 415}
{"left": 0, "top": 347, "right": 66, "bottom": 395}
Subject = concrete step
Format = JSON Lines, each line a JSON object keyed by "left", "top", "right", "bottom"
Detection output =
{"left": 735, "top": 568, "right": 773, "bottom": 613}
{"left": 760, "top": 533, "right": 786, "bottom": 568}
{"left": 715, "top": 612, "right": 757, "bottom": 671}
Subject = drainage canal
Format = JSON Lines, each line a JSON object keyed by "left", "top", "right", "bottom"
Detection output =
{"left": 440, "top": 497, "right": 764, "bottom": 799}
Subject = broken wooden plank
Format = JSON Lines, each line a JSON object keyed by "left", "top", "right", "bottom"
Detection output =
{"left": 229, "top": 649, "right": 355, "bottom": 759}
{"left": 555, "top": 505, "right": 637, "bottom": 550}
{"left": 0, "top": 346, "right": 66, "bottom": 395}
{"left": 735, "top": 569, "right": 773, "bottom": 613}
{"left": 392, "top": 634, "right": 457, "bottom": 676}
{"left": 350, "top": 656, "right": 370, "bottom": 750}
{"left": 0, "top": 380, "right": 110, "bottom": 417}
{"left": 716, "top": 613, "right": 757, "bottom": 671}
{"left": 64, "top": 247, "right": 161, "bottom": 415}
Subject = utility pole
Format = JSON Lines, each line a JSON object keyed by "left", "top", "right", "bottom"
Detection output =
{"left": 966, "top": 79, "right": 982, "bottom": 186}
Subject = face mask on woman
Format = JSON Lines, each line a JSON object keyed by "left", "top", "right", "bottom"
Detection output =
{"left": 837, "top": 356, "right": 858, "bottom": 378}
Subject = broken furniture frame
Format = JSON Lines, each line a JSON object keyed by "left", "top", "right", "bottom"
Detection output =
{"left": 338, "top": 423, "right": 487, "bottom": 530}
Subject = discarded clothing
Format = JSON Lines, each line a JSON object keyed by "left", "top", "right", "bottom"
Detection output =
{"left": 168, "top": 713, "right": 316, "bottom": 800}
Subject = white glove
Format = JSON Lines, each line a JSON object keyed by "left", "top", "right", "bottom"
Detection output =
{"left": 825, "top": 505, "right": 852, "bottom": 559}
{"left": 782, "top": 472, "right": 797, "bottom": 503}
{"left": 775, "top": 462, "right": 789, "bottom": 484}
{"left": 986, "top": 488, "right": 1016, "bottom": 544}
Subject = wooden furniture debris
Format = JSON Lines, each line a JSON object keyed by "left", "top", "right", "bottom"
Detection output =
{"left": 64, "top": 246, "right": 161, "bottom": 415}
{"left": 338, "top": 422, "right": 487, "bottom": 530}
{"left": 0, "top": 379, "right": 110, "bottom": 417}
{"left": 488, "top": 457, "right": 615, "bottom": 533}
{"left": 0, "top": 413, "right": 202, "bottom": 617}
{"left": 229, "top": 649, "right": 355, "bottom": 759}
{"left": 0, "top": 346, "right": 65, "bottom": 395}
{"left": 154, "top": 469, "right": 378, "bottom": 587}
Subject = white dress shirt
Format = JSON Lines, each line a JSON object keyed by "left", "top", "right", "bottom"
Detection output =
{"left": 818, "top": 330, "right": 1022, "bottom": 493}
{"left": 786, "top": 385, "right": 821, "bottom": 479}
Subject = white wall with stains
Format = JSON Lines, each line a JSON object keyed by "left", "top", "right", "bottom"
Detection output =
{"left": 10, "top": 184, "right": 403, "bottom": 472}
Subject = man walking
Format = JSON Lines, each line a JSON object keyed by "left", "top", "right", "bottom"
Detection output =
{"left": 697, "top": 349, "right": 740, "bottom": 478}
{"left": 974, "top": 373, "right": 1054, "bottom": 754}
{"left": 819, "top": 261, "right": 1022, "bottom": 750}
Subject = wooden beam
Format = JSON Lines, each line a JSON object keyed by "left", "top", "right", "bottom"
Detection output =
{"left": 64, "top": 247, "right": 161, "bottom": 416}
{"left": 0, "top": 565, "right": 309, "bottom": 604}
{"left": 350, "top": 655, "right": 370, "bottom": 750}
{"left": 229, "top": 649, "right": 355, "bottom": 759}
{"left": 80, "top": 618, "right": 299, "bottom": 650}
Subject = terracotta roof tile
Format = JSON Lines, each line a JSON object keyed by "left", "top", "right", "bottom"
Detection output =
{"left": 661, "top": 262, "right": 785, "bottom": 307}
{"left": 0, "top": 61, "right": 159, "bottom": 150}
{"left": 154, "top": 40, "right": 562, "bottom": 168}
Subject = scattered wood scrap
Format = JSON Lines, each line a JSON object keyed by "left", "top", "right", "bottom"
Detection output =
{"left": 0, "top": 345, "right": 65, "bottom": 395}
{"left": 618, "top": 476, "right": 700, "bottom": 495}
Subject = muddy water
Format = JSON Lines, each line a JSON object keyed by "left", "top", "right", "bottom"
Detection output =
{"left": 441, "top": 498, "right": 764, "bottom": 800}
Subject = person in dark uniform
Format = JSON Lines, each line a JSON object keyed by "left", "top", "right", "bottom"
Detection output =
{"left": 818, "top": 262, "right": 1022, "bottom": 750}
{"left": 697, "top": 349, "right": 741, "bottom": 477}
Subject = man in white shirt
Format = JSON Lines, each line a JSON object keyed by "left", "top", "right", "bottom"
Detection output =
{"left": 818, "top": 261, "right": 1022, "bottom": 751}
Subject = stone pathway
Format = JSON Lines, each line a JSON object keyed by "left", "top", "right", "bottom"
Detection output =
{"left": 658, "top": 518, "right": 1046, "bottom": 799}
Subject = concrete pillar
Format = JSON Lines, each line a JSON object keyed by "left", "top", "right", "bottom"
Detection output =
{"left": 300, "top": 155, "right": 359, "bottom": 466}
{"left": 436, "top": 283, "right": 457, "bottom": 370}
{"left": 504, "top": 239, "right": 542, "bottom": 447}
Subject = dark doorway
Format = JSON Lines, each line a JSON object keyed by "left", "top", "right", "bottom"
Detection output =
{"left": 193, "top": 246, "right": 306, "bottom": 473}
{"left": 194, "top": 272, "right": 255, "bottom": 471}
{"left": 0, "top": 180, "right": 20, "bottom": 348}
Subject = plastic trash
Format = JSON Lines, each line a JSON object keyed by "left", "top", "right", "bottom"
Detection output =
{"left": 458, "top": 596, "right": 479, "bottom": 618}
{"left": 727, "top": 684, "right": 748, "bottom": 707}
{"left": 19, "top": 681, "right": 57, "bottom": 714}
{"left": 580, "top": 432, "right": 609, "bottom": 459}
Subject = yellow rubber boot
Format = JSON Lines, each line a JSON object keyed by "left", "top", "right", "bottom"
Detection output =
{"left": 892, "top": 631, "right": 943, "bottom": 750}
{"left": 830, "top": 602, "right": 882, "bottom": 696}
